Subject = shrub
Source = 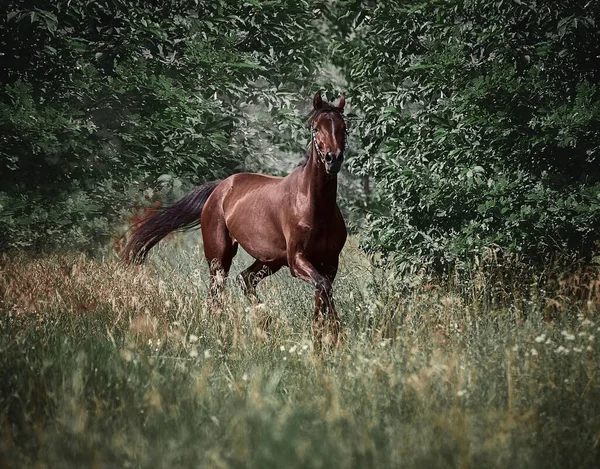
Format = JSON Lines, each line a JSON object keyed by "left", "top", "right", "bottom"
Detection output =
{"left": 335, "top": 0, "right": 600, "bottom": 273}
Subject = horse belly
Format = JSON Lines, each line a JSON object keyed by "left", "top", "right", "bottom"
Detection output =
{"left": 226, "top": 203, "right": 287, "bottom": 264}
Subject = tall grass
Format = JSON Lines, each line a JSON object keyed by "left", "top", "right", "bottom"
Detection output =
{"left": 1, "top": 234, "right": 599, "bottom": 468}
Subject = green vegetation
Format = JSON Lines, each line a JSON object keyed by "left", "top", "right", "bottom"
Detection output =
{"left": 2, "top": 1, "right": 600, "bottom": 467}
{"left": 3, "top": 1, "right": 599, "bottom": 268}
{"left": 0, "top": 0, "right": 331, "bottom": 251}
{"left": 2, "top": 239, "right": 599, "bottom": 468}
{"left": 336, "top": 0, "right": 600, "bottom": 272}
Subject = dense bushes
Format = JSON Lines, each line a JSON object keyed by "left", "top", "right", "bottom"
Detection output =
{"left": 335, "top": 0, "right": 600, "bottom": 273}
{"left": 0, "top": 0, "right": 329, "bottom": 250}
{"left": 3, "top": 1, "right": 600, "bottom": 272}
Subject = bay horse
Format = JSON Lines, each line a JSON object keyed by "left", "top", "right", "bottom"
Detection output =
{"left": 122, "top": 92, "right": 348, "bottom": 344}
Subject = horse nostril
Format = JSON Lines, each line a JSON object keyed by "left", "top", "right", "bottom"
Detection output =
{"left": 325, "top": 152, "right": 333, "bottom": 163}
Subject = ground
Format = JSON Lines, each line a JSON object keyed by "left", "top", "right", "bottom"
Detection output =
{"left": 1, "top": 234, "right": 599, "bottom": 468}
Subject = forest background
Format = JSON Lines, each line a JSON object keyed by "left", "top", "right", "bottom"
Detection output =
{"left": 2, "top": 0, "right": 599, "bottom": 273}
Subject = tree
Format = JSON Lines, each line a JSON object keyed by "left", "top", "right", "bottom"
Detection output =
{"left": 335, "top": 0, "right": 600, "bottom": 273}
{"left": 0, "top": 0, "right": 329, "bottom": 250}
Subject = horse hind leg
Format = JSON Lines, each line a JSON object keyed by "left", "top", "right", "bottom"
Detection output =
{"left": 238, "top": 260, "right": 281, "bottom": 300}
{"left": 239, "top": 260, "right": 282, "bottom": 334}
{"left": 204, "top": 230, "right": 238, "bottom": 303}
{"left": 208, "top": 260, "right": 229, "bottom": 300}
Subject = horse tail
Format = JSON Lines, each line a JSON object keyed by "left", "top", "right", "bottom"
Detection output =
{"left": 122, "top": 181, "right": 219, "bottom": 264}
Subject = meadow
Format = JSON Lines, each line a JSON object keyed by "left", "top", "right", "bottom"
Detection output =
{"left": 1, "top": 234, "right": 599, "bottom": 468}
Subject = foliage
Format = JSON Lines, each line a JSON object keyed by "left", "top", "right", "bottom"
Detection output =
{"left": 335, "top": 0, "right": 600, "bottom": 273}
{"left": 0, "top": 0, "right": 329, "bottom": 251}
{"left": 2, "top": 240, "right": 600, "bottom": 467}
{"left": 5, "top": 0, "right": 600, "bottom": 272}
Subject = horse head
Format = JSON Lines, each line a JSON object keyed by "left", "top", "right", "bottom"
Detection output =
{"left": 309, "top": 92, "right": 346, "bottom": 175}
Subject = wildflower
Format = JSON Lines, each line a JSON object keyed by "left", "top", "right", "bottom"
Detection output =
{"left": 573, "top": 347, "right": 582, "bottom": 353}
{"left": 189, "top": 349, "right": 198, "bottom": 358}
{"left": 564, "top": 333, "right": 575, "bottom": 341}
{"left": 120, "top": 349, "right": 133, "bottom": 362}
{"left": 302, "top": 344, "right": 309, "bottom": 351}
{"left": 280, "top": 345, "right": 286, "bottom": 352}
{"left": 189, "top": 334, "right": 198, "bottom": 343}
{"left": 511, "top": 345, "right": 519, "bottom": 352}
{"left": 530, "top": 348, "right": 538, "bottom": 356}
{"left": 457, "top": 389, "right": 467, "bottom": 397}
{"left": 535, "top": 335, "right": 546, "bottom": 343}
{"left": 289, "top": 345, "right": 297, "bottom": 354}
{"left": 204, "top": 349, "right": 211, "bottom": 359}
{"left": 242, "top": 373, "right": 249, "bottom": 382}
{"left": 556, "top": 345, "right": 567, "bottom": 354}
{"left": 283, "top": 356, "right": 287, "bottom": 361}
{"left": 589, "top": 335, "right": 595, "bottom": 342}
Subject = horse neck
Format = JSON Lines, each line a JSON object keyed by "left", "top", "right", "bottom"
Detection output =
{"left": 297, "top": 144, "right": 338, "bottom": 215}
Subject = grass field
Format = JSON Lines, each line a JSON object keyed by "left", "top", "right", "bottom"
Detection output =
{"left": 1, "top": 234, "right": 600, "bottom": 468}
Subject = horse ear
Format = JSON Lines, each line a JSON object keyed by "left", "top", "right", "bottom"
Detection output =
{"left": 313, "top": 91, "right": 323, "bottom": 110}
{"left": 337, "top": 93, "right": 345, "bottom": 111}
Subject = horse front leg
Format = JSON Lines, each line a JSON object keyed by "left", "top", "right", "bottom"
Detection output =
{"left": 314, "top": 286, "right": 341, "bottom": 348}
{"left": 290, "top": 252, "right": 341, "bottom": 347}
{"left": 323, "top": 262, "right": 341, "bottom": 342}
{"left": 313, "top": 291, "right": 326, "bottom": 347}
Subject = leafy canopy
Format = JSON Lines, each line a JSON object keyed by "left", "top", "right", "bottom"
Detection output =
{"left": 0, "top": 0, "right": 329, "bottom": 250}
{"left": 335, "top": 0, "right": 600, "bottom": 273}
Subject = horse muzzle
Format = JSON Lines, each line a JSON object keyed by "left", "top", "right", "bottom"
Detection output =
{"left": 324, "top": 152, "right": 343, "bottom": 175}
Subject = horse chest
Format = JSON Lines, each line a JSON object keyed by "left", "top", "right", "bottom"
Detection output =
{"left": 296, "top": 220, "right": 338, "bottom": 257}
{"left": 305, "top": 231, "right": 327, "bottom": 254}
